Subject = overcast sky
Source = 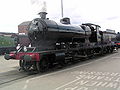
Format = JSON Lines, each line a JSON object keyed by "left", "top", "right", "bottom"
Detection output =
{"left": 0, "top": 0, "right": 120, "bottom": 33}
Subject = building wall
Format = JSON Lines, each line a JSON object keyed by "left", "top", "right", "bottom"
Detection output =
{"left": 18, "top": 25, "right": 28, "bottom": 34}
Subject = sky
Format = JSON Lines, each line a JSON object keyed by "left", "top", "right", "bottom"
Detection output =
{"left": 0, "top": 0, "right": 120, "bottom": 33}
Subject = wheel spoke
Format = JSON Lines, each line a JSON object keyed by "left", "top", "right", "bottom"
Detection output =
{"left": 36, "top": 58, "right": 49, "bottom": 72}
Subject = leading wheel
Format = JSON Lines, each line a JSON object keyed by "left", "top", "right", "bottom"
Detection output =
{"left": 19, "top": 60, "right": 25, "bottom": 69}
{"left": 19, "top": 60, "right": 32, "bottom": 71}
{"left": 19, "top": 60, "right": 26, "bottom": 71}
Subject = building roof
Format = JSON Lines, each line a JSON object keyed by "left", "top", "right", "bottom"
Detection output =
{"left": 19, "top": 21, "right": 31, "bottom": 26}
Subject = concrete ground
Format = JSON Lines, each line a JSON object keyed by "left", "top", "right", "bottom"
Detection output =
{"left": 0, "top": 56, "right": 18, "bottom": 73}
{"left": 0, "top": 50, "right": 120, "bottom": 90}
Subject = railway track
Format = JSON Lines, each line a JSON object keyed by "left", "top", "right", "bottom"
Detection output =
{"left": 0, "top": 70, "right": 31, "bottom": 87}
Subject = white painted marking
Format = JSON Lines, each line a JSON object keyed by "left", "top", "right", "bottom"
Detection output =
{"left": 96, "top": 76, "right": 105, "bottom": 80}
{"left": 106, "top": 82, "right": 118, "bottom": 89}
{"left": 22, "top": 85, "right": 28, "bottom": 90}
{"left": 55, "top": 78, "right": 80, "bottom": 90}
{"left": 64, "top": 86, "right": 78, "bottom": 90}
{"left": 74, "top": 80, "right": 89, "bottom": 86}
{"left": 111, "top": 73, "right": 119, "bottom": 76}
{"left": 26, "top": 80, "right": 29, "bottom": 83}
{"left": 85, "top": 81, "right": 98, "bottom": 86}
{"left": 76, "top": 76, "right": 82, "bottom": 79}
{"left": 104, "top": 77, "right": 113, "bottom": 81}
{"left": 114, "top": 77, "right": 120, "bottom": 82}
{"left": 96, "top": 82, "right": 108, "bottom": 87}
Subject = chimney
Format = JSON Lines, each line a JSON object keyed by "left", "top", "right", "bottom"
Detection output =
{"left": 38, "top": 12, "right": 47, "bottom": 19}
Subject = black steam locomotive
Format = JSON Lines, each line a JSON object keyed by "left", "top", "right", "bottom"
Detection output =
{"left": 4, "top": 12, "right": 117, "bottom": 72}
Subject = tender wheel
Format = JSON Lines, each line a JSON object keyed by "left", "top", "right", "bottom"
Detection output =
{"left": 19, "top": 60, "right": 23, "bottom": 67}
{"left": 58, "top": 59, "right": 66, "bottom": 67}
{"left": 89, "top": 50, "right": 95, "bottom": 59}
{"left": 110, "top": 48, "right": 114, "bottom": 53}
{"left": 99, "top": 49, "right": 104, "bottom": 55}
{"left": 36, "top": 58, "right": 49, "bottom": 72}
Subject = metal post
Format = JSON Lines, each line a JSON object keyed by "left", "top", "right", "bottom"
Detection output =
{"left": 61, "top": 0, "right": 64, "bottom": 18}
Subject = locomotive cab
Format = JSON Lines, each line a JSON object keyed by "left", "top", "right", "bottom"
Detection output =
{"left": 82, "top": 23, "right": 102, "bottom": 44}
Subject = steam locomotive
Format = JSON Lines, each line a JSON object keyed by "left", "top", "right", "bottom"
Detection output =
{"left": 4, "top": 12, "right": 117, "bottom": 72}
{"left": 115, "top": 32, "right": 120, "bottom": 47}
{"left": 0, "top": 34, "right": 30, "bottom": 55}
{"left": 0, "top": 34, "right": 17, "bottom": 55}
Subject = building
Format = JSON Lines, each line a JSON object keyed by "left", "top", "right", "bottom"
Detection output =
{"left": 18, "top": 21, "right": 31, "bottom": 34}
{"left": 106, "top": 29, "right": 115, "bottom": 33}
{"left": 103, "top": 29, "right": 116, "bottom": 42}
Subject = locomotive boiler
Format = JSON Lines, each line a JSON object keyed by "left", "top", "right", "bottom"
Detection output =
{"left": 4, "top": 12, "right": 117, "bottom": 72}
{"left": 28, "top": 12, "right": 91, "bottom": 50}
